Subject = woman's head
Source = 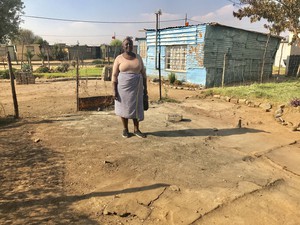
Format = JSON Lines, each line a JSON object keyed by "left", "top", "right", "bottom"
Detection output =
{"left": 122, "top": 36, "right": 133, "bottom": 53}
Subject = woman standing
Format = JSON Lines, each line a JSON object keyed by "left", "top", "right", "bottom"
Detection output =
{"left": 111, "top": 37, "right": 148, "bottom": 138}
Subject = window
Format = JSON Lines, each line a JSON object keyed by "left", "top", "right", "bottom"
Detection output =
{"left": 165, "top": 45, "right": 187, "bottom": 71}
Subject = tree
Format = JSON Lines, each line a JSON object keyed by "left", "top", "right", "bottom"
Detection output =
{"left": 0, "top": 0, "right": 24, "bottom": 44}
{"left": 24, "top": 49, "right": 34, "bottom": 71}
{"left": 110, "top": 39, "right": 122, "bottom": 47}
{"left": 11, "top": 29, "right": 37, "bottom": 67}
{"left": 232, "top": 0, "right": 300, "bottom": 44}
{"left": 11, "top": 29, "right": 38, "bottom": 45}
{"left": 52, "top": 44, "right": 67, "bottom": 61}
{"left": 36, "top": 38, "right": 50, "bottom": 67}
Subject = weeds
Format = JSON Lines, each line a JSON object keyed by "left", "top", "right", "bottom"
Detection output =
{"left": 290, "top": 98, "right": 300, "bottom": 107}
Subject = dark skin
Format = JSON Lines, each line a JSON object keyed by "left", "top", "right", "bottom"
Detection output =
{"left": 112, "top": 38, "right": 148, "bottom": 133}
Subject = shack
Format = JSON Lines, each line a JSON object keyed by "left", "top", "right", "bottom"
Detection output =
{"left": 142, "top": 23, "right": 281, "bottom": 87}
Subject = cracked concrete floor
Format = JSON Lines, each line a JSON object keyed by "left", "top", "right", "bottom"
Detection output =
{"left": 0, "top": 80, "right": 300, "bottom": 224}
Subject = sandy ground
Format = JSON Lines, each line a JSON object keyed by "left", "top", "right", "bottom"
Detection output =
{"left": 0, "top": 78, "right": 300, "bottom": 225}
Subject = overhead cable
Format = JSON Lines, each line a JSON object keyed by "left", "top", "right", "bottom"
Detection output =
{"left": 22, "top": 15, "right": 185, "bottom": 24}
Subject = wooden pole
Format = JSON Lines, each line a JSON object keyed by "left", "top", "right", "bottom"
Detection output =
{"left": 222, "top": 53, "right": 227, "bottom": 88}
{"left": 76, "top": 56, "right": 79, "bottom": 111}
{"left": 260, "top": 33, "right": 271, "bottom": 83}
{"left": 278, "top": 39, "right": 285, "bottom": 76}
{"left": 7, "top": 51, "right": 19, "bottom": 118}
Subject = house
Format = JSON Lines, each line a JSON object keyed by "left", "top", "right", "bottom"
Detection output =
{"left": 65, "top": 45, "right": 101, "bottom": 60}
{"left": 15, "top": 44, "right": 42, "bottom": 61}
{"left": 274, "top": 33, "right": 300, "bottom": 76}
{"left": 0, "top": 45, "right": 17, "bottom": 61}
{"left": 140, "top": 23, "right": 281, "bottom": 87}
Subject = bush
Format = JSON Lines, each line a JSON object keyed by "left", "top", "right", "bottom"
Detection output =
{"left": 54, "top": 63, "right": 70, "bottom": 73}
{"left": 0, "top": 68, "right": 17, "bottom": 79}
{"left": 92, "top": 59, "right": 102, "bottom": 65}
{"left": 71, "top": 60, "right": 76, "bottom": 68}
{"left": 21, "top": 63, "right": 31, "bottom": 72}
{"left": 290, "top": 98, "right": 300, "bottom": 107}
{"left": 35, "top": 66, "right": 50, "bottom": 73}
{"left": 168, "top": 72, "right": 176, "bottom": 84}
{"left": 174, "top": 79, "right": 182, "bottom": 86}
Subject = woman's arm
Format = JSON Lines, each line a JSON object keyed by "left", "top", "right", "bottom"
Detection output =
{"left": 138, "top": 55, "right": 148, "bottom": 95}
{"left": 112, "top": 57, "right": 120, "bottom": 100}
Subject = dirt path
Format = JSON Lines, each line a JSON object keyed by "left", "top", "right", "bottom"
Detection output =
{"left": 0, "top": 79, "right": 300, "bottom": 224}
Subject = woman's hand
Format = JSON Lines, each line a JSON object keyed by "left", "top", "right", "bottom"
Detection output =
{"left": 112, "top": 82, "right": 119, "bottom": 101}
{"left": 143, "top": 89, "right": 148, "bottom": 96}
{"left": 113, "top": 91, "right": 119, "bottom": 101}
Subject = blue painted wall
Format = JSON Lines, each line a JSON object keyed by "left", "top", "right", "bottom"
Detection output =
{"left": 145, "top": 25, "right": 207, "bottom": 85}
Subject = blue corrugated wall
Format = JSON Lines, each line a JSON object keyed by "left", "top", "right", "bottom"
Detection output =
{"left": 145, "top": 25, "right": 207, "bottom": 85}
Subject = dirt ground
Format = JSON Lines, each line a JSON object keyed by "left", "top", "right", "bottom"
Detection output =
{"left": 0, "top": 78, "right": 300, "bottom": 225}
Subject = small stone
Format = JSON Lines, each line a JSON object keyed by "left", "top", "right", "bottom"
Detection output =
{"left": 231, "top": 98, "right": 239, "bottom": 104}
{"left": 166, "top": 114, "right": 183, "bottom": 122}
{"left": 260, "top": 103, "right": 272, "bottom": 111}
{"left": 103, "top": 208, "right": 109, "bottom": 215}
{"left": 169, "top": 185, "right": 180, "bottom": 192}
{"left": 274, "top": 108, "right": 283, "bottom": 118}
{"left": 236, "top": 118, "right": 242, "bottom": 128}
{"left": 34, "top": 138, "right": 40, "bottom": 143}
{"left": 254, "top": 102, "right": 261, "bottom": 108}
{"left": 239, "top": 99, "right": 247, "bottom": 104}
{"left": 291, "top": 126, "right": 298, "bottom": 131}
{"left": 279, "top": 104, "right": 285, "bottom": 109}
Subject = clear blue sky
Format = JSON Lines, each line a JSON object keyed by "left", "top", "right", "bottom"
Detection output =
{"left": 20, "top": 0, "right": 269, "bottom": 45}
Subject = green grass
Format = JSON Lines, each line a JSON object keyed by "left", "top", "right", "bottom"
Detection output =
{"left": 33, "top": 67, "right": 103, "bottom": 78}
{"left": 205, "top": 80, "right": 300, "bottom": 104}
{"left": 272, "top": 66, "right": 286, "bottom": 75}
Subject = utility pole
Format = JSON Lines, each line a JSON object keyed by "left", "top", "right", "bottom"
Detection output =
{"left": 155, "top": 9, "right": 162, "bottom": 100}
{"left": 185, "top": 13, "right": 189, "bottom": 26}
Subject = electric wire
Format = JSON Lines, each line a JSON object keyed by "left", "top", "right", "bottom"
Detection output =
{"left": 22, "top": 15, "right": 185, "bottom": 24}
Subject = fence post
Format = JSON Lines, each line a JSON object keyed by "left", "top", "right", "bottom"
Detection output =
{"left": 7, "top": 51, "right": 19, "bottom": 118}
{"left": 76, "top": 56, "right": 79, "bottom": 111}
{"left": 278, "top": 39, "right": 285, "bottom": 75}
{"left": 260, "top": 33, "right": 271, "bottom": 83}
{"left": 222, "top": 53, "right": 227, "bottom": 88}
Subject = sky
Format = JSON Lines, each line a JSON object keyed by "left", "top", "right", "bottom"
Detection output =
{"left": 20, "top": 0, "right": 271, "bottom": 46}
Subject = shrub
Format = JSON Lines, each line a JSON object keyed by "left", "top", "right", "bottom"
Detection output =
{"left": 71, "top": 60, "right": 76, "bottom": 68}
{"left": 35, "top": 66, "right": 50, "bottom": 73}
{"left": 0, "top": 68, "right": 17, "bottom": 79}
{"left": 92, "top": 59, "right": 102, "bottom": 65}
{"left": 174, "top": 79, "right": 182, "bottom": 86}
{"left": 21, "top": 63, "right": 31, "bottom": 72}
{"left": 168, "top": 72, "right": 176, "bottom": 84}
{"left": 290, "top": 98, "right": 300, "bottom": 107}
{"left": 54, "top": 63, "right": 70, "bottom": 73}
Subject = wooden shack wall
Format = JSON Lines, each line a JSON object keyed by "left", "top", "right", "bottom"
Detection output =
{"left": 203, "top": 25, "right": 281, "bottom": 87}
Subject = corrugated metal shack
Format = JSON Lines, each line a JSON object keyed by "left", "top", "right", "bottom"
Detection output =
{"left": 143, "top": 23, "right": 281, "bottom": 87}
{"left": 66, "top": 45, "right": 101, "bottom": 60}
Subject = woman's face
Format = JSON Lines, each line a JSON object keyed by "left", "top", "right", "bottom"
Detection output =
{"left": 122, "top": 39, "right": 133, "bottom": 53}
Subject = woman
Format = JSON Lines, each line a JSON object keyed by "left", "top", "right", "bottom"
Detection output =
{"left": 112, "top": 37, "right": 148, "bottom": 138}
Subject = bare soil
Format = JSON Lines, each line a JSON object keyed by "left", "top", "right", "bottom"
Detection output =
{"left": 0, "top": 78, "right": 300, "bottom": 225}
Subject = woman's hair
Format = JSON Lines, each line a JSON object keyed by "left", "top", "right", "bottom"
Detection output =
{"left": 123, "top": 36, "right": 133, "bottom": 43}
